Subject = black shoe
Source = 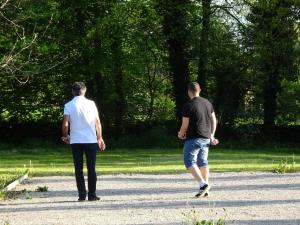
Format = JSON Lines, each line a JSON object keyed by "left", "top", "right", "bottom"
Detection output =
{"left": 204, "top": 192, "right": 209, "bottom": 197}
{"left": 78, "top": 197, "right": 86, "bottom": 202}
{"left": 195, "top": 184, "right": 210, "bottom": 198}
{"left": 88, "top": 196, "right": 100, "bottom": 201}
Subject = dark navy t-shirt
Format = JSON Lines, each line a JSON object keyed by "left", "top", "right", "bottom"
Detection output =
{"left": 182, "top": 97, "right": 214, "bottom": 139}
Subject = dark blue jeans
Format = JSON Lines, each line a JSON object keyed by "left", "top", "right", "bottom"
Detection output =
{"left": 71, "top": 143, "right": 98, "bottom": 199}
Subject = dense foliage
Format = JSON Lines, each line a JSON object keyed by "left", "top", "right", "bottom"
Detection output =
{"left": 0, "top": 0, "right": 299, "bottom": 140}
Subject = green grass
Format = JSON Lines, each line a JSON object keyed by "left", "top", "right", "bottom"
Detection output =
{"left": 0, "top": 145, "right": 299, "bottom": 180}
{"left": 0, "top": 170, "right": 28, "bottom": 190}
{"left": 0, "top": 169, "right": 28, "bottom": 198}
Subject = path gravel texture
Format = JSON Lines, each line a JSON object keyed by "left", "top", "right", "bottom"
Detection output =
{"left": 0, "top": 172, "right": 300, "bottom": 225}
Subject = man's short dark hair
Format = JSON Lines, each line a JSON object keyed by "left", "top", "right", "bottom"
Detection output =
{"left": 72, "top": 82, "right": 86, "bottom": 96}
{"left": 188, "top": 82, "right": 201, "bottom": 93}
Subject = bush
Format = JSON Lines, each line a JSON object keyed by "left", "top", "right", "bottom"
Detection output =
{"left": 107, "top": 127, "right": 180, "bottom": 149}
{"left": 274, "top": 155, "right": 296, "bottom": 173}
{"left": 234, "top": 125, "right": 260, "bottom": 143}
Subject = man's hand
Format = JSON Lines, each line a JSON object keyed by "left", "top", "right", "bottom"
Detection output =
{"left": 210, "top": 135, "right": 219, "bottom": 145}
{"left": 98, "top": 138, "right": 106, "bottom": 151}
{"left": 61, "top": 135, "right": 70, "bottom": 144}
{"left": 178, "top": 131, "right": 186, "bottom": 140}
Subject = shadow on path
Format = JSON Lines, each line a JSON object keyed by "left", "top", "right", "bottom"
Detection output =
{"left": 1, "top": 199, "right": 300, "bottom": 213}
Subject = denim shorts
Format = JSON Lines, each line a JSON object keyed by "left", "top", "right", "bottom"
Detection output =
{"left": 183, "top": 138, "right": 210, "bottom": 169}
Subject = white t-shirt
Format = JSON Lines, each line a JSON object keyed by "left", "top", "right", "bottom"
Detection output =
{"left": 64, "top": 96, "right": 99, "bottom": 144}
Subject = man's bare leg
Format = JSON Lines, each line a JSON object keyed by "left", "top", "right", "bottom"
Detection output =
{"left": 188, "top": 166, "right": 205, "bottom": 184}
{"left": 200, "top": 166, "right": 210, "bottom": 196}
{"left": 189, "top": 166, "right": 210, "bottom": 197}
{"left": 200, "top": 166, "right": 209, "bottom": 183}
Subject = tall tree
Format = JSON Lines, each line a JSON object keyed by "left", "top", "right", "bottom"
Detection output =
{"left": 248, "top": 0, "right": 299, "bottom": 129}
{"left": 111, "top": 35, "right": 125, "bottom": 136}
{"left": 156, "top": 0, "right": 191, "bottom": 120}
{"left": 210, "top": 23, "right": 247, "bottom": 126}
{"left": 197, "top": 0, "right": 212, "bottom": 97}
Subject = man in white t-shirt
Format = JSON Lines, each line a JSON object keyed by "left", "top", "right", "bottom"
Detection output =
{"left": 61, "top": 82, "right": 106, "bottom": 201}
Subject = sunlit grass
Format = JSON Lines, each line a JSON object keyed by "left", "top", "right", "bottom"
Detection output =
{"left": 0, "top": 145, "right": 299, "bottom": 180}
{"left": 0, "top": 169, "right": 28, "bottom": 194}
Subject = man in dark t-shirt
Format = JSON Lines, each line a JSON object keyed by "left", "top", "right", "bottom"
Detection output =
{"left": 178, "top": 82, "right": 218, "bottom": 198}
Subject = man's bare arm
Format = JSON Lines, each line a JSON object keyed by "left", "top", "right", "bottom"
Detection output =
{"left": 61, "top": 115, "right": 70, "bottom": 143}
{"left": 95, "top": 116, "right": 106, "bottom": 150}
{"left": 210, "top": 112, "right": 219, "bottom": 145}
{"left": 95, "top": 116, "right": 102, "bottom": 140}
{"left": 178, "top": 117, "right": 189, "bottom": 139}
{"left": 211, "top": 112, "right": 217, "bottom": 138}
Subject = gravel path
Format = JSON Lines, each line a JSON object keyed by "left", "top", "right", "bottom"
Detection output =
{"left": 0, "top": 172, "right": 300, "bottom": 225}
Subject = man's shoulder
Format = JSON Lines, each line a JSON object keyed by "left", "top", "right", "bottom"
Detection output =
{"left": 198, "top": 97, "right": 211, "bottom": 105}
{"left": 84, "top": 98, "right": 96, "bottom": 105}
{"left": 64, "top": 97, "right": 94, "bottom": 106}
{"left": 64, "top": 99, "right": 73, "bottom": 108}
{"left": 82, "top": 98, "right": 98, "bottom": 111}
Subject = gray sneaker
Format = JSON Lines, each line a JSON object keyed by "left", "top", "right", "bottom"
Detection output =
{"left": 195, "top": 184, "right": 210, "bottom": 198}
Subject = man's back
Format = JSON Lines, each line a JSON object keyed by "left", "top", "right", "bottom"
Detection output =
{"left": 182, "top": 96, "right": 214, "bottom": 139}
{"left": 64, "top": 96, "right": 98, "bottom": 144}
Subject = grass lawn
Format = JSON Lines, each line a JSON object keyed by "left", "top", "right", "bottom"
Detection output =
{"left": 0, "top": 170, "right": 27, "bottom": 190}
{"left": 0, "top": 145, "right": 299, "bottom": 182}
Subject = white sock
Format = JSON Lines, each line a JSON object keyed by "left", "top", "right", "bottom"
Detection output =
{"left": 199, "top": 180, "right": 207, "bottom": 188}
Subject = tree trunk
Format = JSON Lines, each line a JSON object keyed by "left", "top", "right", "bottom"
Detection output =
{"left": 87, "top": 32, "right": 104, "bottom": 116}
{"left": 146, "top": 64, "right": 156, "bottom": 121}
{"left": 159, "top": 0, "right": 190, "bottom": 121}
{"left": 111, "top": 36, "right": 125, "bottom": 137}
{"left": 263, "top": 70, "right": 279, "bottom": 129}
{"left": 197, "top": 0, "right": 212, "bottom": 97}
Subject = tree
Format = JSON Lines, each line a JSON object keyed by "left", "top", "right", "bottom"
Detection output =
{"left": 156, "top": 0, "right": 191, "bottom": 120}
{"left": 0, "top": 0, "right": 60, "bottom": 81}
{"left": 210, "top": 23, "right": 247, "bottom": 126}
{"left": 248, "top": 0, "right": 299, "bottom": 129}
{"left": 197, "top": 0, "right": 212, "bottom": 97}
